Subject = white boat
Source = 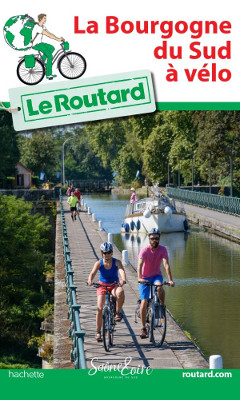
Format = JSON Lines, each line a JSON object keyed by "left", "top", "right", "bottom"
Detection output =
{"left": 121, "top": 189, "right": 189, "bottom": 234}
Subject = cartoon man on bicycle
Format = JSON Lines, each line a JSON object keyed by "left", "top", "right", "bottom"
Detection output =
{"left": 31, "top": 13, "right": 64, "bottom": 79}
{"left": 4, "top": 13, "right": 87, "bottom": 85}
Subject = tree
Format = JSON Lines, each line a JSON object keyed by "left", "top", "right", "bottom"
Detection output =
{"left": 142, "top": 126, "right": 172, "bottom": 184}
{"left": 18, "top": 131, "right": 57, "bottom": 180}
{"left": 0, "top": 195, "right": 51, "bottom": 343}
{"left": 194, "top": 111, "right": 240, "bottom": 190}
{"left": 64, "top": 126, "right": 112, "bottom": 180}
{"left": 84, "top": 119, "right": 126, "bottom": 168}
{"left": 0, "top": 111, "right": 19, "bottom": 186}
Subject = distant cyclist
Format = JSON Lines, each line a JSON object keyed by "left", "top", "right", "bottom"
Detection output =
{"left": 67, "top": 191, "right": 78, "bottom": 221}
{"left": 88, "top": 242, "right": 126, "bottom": 342}
{"left": 31, "top": 14, "right": 64, "bottom": 79}
{"left": 137, "top": 228, "right": 175, "bottom": 339}
{"left": 67, "top": 184, "right": 74, "bottom": 197}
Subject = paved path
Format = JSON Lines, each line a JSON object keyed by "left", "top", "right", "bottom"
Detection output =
{"left": 60, "top": 198, "right": 208, "bottom": 369}
{"left": 177, "top": 202, "right": 240, "bottom": 228}
{"left": 176, "top": 201, "right": 240, "bottom": 241}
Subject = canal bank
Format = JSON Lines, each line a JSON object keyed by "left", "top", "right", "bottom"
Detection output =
{"left": 175, "top": 201, "right": 240, "bottom": 243}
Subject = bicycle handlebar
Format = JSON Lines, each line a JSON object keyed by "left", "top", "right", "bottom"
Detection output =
{"left": 87, "top": 281, "right": 125, "bottom": 289}
{"left": 138, "top": 281, "right": 170, "bottom": 287}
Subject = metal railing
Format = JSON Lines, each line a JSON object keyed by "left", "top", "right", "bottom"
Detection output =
{"left": 167, "top": 187, "right": 240, "bottom": 216}
{"left": 59, "top": 191, "right": 86, "bottom": 369}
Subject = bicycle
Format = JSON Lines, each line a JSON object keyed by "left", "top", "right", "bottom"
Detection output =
{"left": 91, "top": 282, "right": 119, "bottom": 352}
{"left": 138, "top": 281, "right": 170, "bottom": 347}
{"left": 17, "top": 41, "right": 87, "bottom": 85}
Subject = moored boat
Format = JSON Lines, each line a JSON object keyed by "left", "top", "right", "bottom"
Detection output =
{"left": 121, "top": 188, "right": 189, "bottom": 234}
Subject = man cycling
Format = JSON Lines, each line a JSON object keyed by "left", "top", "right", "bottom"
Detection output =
{"left": 67, "top": 191, "right": 78, "bottom": 221}
{"left": 88, "top": 242, "right": 126, "bottom": 342}
{"left": 31, "top": 14, "right": 64, "bottom": 79}
{"left": 137, "top": 228, "right": 175, "bottom": 339}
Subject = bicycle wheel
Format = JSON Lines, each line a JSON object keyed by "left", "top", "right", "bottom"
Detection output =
{"left": 58, "top": 52, "right": 86, "bottom": 79}
{"left": 110, "top": 299, "right": 116, "bottom": 346}
{"left": 146, "top": 303, "right": 152, "bottom": 341}
{"left": 17, "top": 58, "right": 45, "bottom": 85}
{"left": 102, "top": 307, "right": 111, "bottom": 352}
{"left": 150, "top": 304, "right": 167, "bottom": 347}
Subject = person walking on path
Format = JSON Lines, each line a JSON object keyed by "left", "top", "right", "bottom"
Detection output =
{"left": 74, "top": 188, "right": 81, "bottom": 212}
{"left": 137, "top": 228, "right": 175, "bottom": 339}
{"left": 67, "top": 191, "right": 78, "bottom": 221}
{"left": 88, "top": 242, "right": 126, "bottom": 342}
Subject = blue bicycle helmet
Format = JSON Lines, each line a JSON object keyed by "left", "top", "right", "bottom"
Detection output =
{"left": 100, "top": 242, "right": 113, "bottom": 253}
{"left": 148, "top": 228, "right": 161, "bottom": 236}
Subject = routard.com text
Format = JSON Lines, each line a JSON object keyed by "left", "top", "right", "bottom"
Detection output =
{"left": 182, "top": 371, "right": 232, "bottom": 379}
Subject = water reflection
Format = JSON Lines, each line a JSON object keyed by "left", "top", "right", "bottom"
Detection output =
{"left": 121, "top": 232, "right": 190, "bottom": 269}
{"left": 84, "top": 194, "right": 240, "bottom": 368}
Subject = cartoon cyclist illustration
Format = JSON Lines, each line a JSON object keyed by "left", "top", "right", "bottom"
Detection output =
{"left": 3, "top": 13, "right": 87, "bottom": 85}
{"left": 31, "top": 13, "right": 64, "bottom": 80}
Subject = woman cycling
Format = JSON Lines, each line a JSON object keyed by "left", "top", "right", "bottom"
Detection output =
{"left": 88, "top": 242, "right": 126, "bottom": 342}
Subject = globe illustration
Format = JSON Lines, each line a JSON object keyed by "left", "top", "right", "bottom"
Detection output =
{"left": 3, "top": 15, "right": 35, "bottom": 51}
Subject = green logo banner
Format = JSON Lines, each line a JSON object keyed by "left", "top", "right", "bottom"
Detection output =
{"left": 9, "top": 70, "right": 156, "bottom": 131}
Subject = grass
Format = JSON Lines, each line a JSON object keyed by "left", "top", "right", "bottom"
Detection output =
{"left": 0, "top": 343, "right": 41, "bottom": 370}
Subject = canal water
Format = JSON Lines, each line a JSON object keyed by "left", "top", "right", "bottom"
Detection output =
{"left": 84, "top": 193, "right": 240, "bottom": 368}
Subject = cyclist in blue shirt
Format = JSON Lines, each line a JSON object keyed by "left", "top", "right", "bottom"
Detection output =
{"left": 88, "top": 242, "right": 126, "bottom": 341}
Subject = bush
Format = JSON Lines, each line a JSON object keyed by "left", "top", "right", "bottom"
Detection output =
{"left": 218, "top": 186, "right": 225, "bottom": 196}
{"left": 0, "top": 194, "right": 52, "bottom": 367}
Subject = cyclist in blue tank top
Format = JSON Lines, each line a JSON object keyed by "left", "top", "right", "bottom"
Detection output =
{"left": 88, "top": 242, "right": 126, "bottom": 341}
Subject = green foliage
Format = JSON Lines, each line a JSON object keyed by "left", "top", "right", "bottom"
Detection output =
{"left": 38, "top": 301, "right": 54, "bottom": 320}
{"left": 0, "top": 362, "right": 33, "bottom": 369}
{"left": 18, "top": 131, "right": 57, "bottom": 179}
{"left": 0, "top": 194, "right": 52, "bottom": 350}
{"left": 0, "top": 112, "right": 19, "bottom": 187}
{"left": 218, "top": 186, "right": 225, "bottom": 196}
{"left": 2, "top": 109, "right": 239, "bottom": 194}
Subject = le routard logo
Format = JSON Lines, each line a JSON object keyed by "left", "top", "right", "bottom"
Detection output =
{"left": 3, "top": 13, "right": 87, "bottom": 86}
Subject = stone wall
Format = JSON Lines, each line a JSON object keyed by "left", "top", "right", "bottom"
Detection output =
{"left": 0, "top": 188, "right": 60, "bottom": 201}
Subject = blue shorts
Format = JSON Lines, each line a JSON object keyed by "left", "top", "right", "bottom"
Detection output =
{"left": 139, "top": 275, "right": 163, "bottom": 300}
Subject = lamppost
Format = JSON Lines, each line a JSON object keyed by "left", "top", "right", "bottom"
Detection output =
{"left": 202, "top": 150, "right": 212, "bottom": 193}
{"left": 62, "top": 137, "right": 74, "bottom": 184}
{"left": 178, "top": 157, "right": 181, "bottom": 187}
{"left": 167, "top": 158, "right": 170, "bottom": 186}
{"left": 224, "top": 147, "right": 233, "bottom": 197}
{"left": 191, "top": 153, "right": 194, "bottom": 191}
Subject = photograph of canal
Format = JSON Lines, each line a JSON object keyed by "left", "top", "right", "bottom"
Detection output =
{"left": 84, "top": 193, "right": 240, "bottom": 369}
{"left": 1, "top": 109, "right": 240, "bottom": 371}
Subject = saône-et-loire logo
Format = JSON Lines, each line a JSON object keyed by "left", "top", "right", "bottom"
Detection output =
{"left": 9, "top": 71, "right": 156, "bottom": 131}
